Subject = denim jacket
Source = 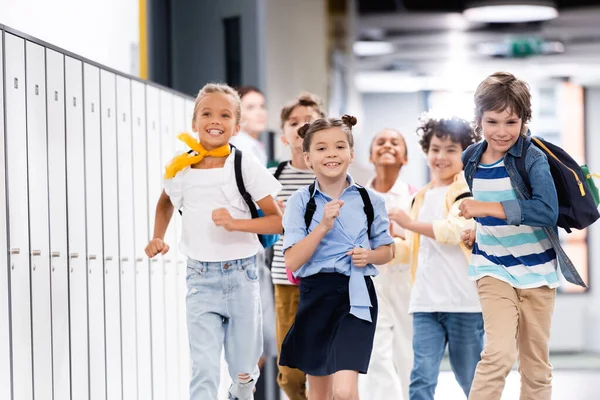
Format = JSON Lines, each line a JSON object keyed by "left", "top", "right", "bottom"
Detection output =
{"left": 462, "top": 134, "right": 587, "bottom": 288}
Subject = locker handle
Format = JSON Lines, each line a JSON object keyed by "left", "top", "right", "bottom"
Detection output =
{"left": 164, "top": 259, "right": 172, "bottom": 264}
{"left": 10, "top": 248, "right": 20, "bottom": 255}
{"left": 176, "top": 260, "right": 185, "bottom": 265}
{"left": 31, "top": 250, "right": 42, "bottom": 257}
{"left": 105, "top": 256, "right": 113, "bottom": 261}
{"left": 51, "top": 252, "right": 60, "bottom": 258}
{"left": 136, "top": 257, "right": 144, "bottom": 263}
{"left": 88, "top": 255, "right": 97, "bottom": 260}
{"left": 150, "top": 259, "right": 158, "bottom": 263}
{"left": 70, "top": 252, "right": 79, "bottom": 259}
{"left": 121, "top": 257, "right": 129, "bottom": 262}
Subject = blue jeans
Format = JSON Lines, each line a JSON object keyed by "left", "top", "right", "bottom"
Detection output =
{"left": 186, "top": 256, "right": 263, "bottom": 400}
{"left": 409, "top": 312, "right": 484, "bottom": 400}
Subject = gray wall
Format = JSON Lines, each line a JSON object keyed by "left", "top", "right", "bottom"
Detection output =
{"left": 352, "top": 92, "right": 427, "bottom": 186}
{"left": 170, "top": 0, "right": 264, "bottom": 95}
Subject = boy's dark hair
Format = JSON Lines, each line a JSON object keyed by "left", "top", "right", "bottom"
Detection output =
{"left": 236, "top": 85, "right": 263, "bottom": 99}
{"left": 369, "top": 128, "right": 408, "bottom": 158}
{"left": 474, "top": 72, "right": 532, "bottom": 136}
{"left": 417, "top": 113, "right": 481, "bottom": 153}
{"left": 297, "top": 115, "right": 357, "bottom": 153}
{"left": 280, "top": 92, "right": 326, "bottom": 128}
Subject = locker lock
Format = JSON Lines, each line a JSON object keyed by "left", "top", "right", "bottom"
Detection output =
{"left": 35, "top": 85, "right": 39, "bottom": 96}
{"left": 14, "top": 78, "right": 18, "bottom": 89}
{"left": 54, "top": 91, "right": 59, "bottom": 102}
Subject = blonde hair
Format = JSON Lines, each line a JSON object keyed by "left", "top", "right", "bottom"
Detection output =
{"left": 474, "top": 72, "right": 532, "bottom": 136}
{"left": 192, "top": 83, "right": 242, "bottom": 125}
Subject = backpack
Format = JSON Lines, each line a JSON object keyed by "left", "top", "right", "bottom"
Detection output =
{"left": 516, "top": 136, "right": 599, "bottom": 232}
{"left": 286, "top": 181, "right": 375, "bottom": 285}
{"left": 177, "top": 146, "right": 279, "bottom": 249}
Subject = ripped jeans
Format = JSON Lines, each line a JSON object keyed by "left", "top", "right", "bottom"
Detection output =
{"left": 187, "top": 256, "right": 263, "bottom": 400}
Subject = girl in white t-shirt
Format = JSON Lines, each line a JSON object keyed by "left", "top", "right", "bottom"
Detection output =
{"left": 145, "top": 83, "right": 282, "bottom": 400}
{"left": 360, "top": 128, "right": 417, "bottom": 400}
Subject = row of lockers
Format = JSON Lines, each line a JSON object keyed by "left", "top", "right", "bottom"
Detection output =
{"left": 1, "top": 28, "right": 195, "bottom": 400}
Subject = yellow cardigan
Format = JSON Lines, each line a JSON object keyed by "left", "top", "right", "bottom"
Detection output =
{"left": 392, "top": 173, "right": 476, "bottom": 283}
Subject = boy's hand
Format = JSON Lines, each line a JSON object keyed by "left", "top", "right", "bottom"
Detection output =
{"left": 318, "top": 200, "right": 344, "bottom": 232}
{"left": 461, "top": 228, "right": 476, "bottom": 250}
{"left": 458, "top": 199, "right": 485, "bottom": 219}
{"left": 276, "top": 199, "right": 286, "bottom": 213}
{"left": 346, "top": 247, "right": 369, "bottom": 267}
{"left": 389, "top": 221, "right": 405, "bottom": 239}
{"left": 145, "top": 238, "right": 170, "bottom": 258}
{"left": 388, "top": 208, "right": 412, "bottom": 229}
{"left": 212, "top": 208, "right": 238, "bottom": 231}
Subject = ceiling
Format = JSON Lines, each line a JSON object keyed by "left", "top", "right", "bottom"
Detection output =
{"left": 354, "top": 1, "right": 600, "bottom": 91}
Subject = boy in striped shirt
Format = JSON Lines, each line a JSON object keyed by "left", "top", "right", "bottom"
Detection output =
{"left": 269, "top": 93, "right": 325, "bottom": 400}
{"left": 460, "top": 72, "right": 566, "bottom": 400}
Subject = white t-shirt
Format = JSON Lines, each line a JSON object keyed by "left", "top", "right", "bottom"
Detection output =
{"left": 230, "top": 131, "right": 268, "bottom": 166}
{"left": 163, "top": 152, "right": 281, "bottom": 262}
{"left": 365, "top": 176, "right": 415, "bottom": 271}
{"left": 409, "top": 185, "right": 481, "bottom": 313}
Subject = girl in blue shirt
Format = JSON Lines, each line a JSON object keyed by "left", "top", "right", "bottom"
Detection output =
{"left": 279, "top": 115, "right": 395, "bottom": 400}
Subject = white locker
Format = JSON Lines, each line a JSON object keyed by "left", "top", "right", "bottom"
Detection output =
{"left": 5, "top": 33, "right": 33, "bottom": 400}
{"left": 160, "top": 89, "right": 181, "bottom": 399}
{"left": 46, "top": 48, "right": 71, "bottom": 400}
{"left": 65, "top": 55, "right": 89, "bottom": 400}
{"left": 0, "top": 31, "right": 14, "bottom": 400}
{"left": 173, "top": 95, "right": 191, "bottom": 398}
{"left": 185, "top": 99, "right": 195, "bottom": 133}
{"left": 131, "top": 79, "right": 153, "bottom": 400}
{"left": 84, "top": 62, "right": 107, "bottom": 400}
{"left": 117, "top": 75, "right": 139, "bottom": 400}
{"left": 146, "top": 84, "right": 167, "bottom": 400}
{"left": 100, "top": 69, "right": 123, "bottom": 400}
{"left": 26, "top": 41, "right": 53, "bottom": 400}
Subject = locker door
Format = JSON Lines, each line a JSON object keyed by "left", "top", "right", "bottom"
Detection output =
{"left": 100, "top": 69, "right": 123, "bottom": 400}
{"left": 65, "top": 55, "right": 89, "bottom": 400}
{"left": 160, "top": 89, "right": 180, "bottom": 399}
{"left": 146, "top": 84, "right": 167, "bottom": 400}
{"left": 0, "top": 31, "right": 13, "bottom": 400}
{"left": 173, "top": 95, "right": 190, "bottom": 398}
{"left": 84, "top": 63, "right": 107, "bottom": 400}
{"left": 46, "top": 48, "right": 71, "bottom": 400}
{"left": 26, "top": 41, "right": 52, "bottom": 400}
{"left": 117, "top": 75, "right": 138, "bottom": 400}
{"left": 5, "top": 33, "right": 33, "bottom": 400}
{"left": 131, "top": 79, "right": 153, "bottom": 400}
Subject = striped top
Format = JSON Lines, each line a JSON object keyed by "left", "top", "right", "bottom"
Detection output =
{"left": 269, "top": 162, "right": 315, "bottom": 285}
{"left": 469, "top": 159, "right": 559, "bottom": 289}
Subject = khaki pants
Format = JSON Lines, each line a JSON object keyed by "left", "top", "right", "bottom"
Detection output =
{"left": 469, "top": 276, "right": 556, "bottom": 400}
{"left": 274, "top": 284, "right": 306, "bottom": 400}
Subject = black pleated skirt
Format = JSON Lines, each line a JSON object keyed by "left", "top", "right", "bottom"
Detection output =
{"left": 278, "top": 272, "right": 378, "bottom": 376}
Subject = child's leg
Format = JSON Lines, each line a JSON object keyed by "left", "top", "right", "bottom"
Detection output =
{"left": 186, "top": 261, "right": 226, "bottom": 400}
{"left": 333, "top": 370, "right": 359, "bottom": 400}
{"left": 444, "top": 312, "right": 484, "bottom": 397}
{"left": 469, "top": 276, "right": 519, "bottom": 400}
{"left": 274, "top": 284, "right": 306, "bottom": 400}
{"left": 517, "top": 285, "right": 556, "bottom": 400}
{"left": 391, "top": 269, "right": 414, "bottom": 400}
{"left": 409, "top": 312, "right": 447, "bottom": 400}
{"left": 307, "top": 375, "right": 334, "bottom": 400}
{"left": 224, "top": 257, "right": 263, "bottom": 400}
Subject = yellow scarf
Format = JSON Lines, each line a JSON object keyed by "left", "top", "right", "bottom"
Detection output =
{"left": 164, "top": 133, "right": 231, "bottom": 179}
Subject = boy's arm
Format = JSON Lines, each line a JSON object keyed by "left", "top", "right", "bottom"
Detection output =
{"left": 212, "top": 195, "right": 284, "bottom": 234}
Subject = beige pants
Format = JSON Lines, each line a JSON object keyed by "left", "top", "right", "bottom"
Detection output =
{"left": 469, "top": 276, "right": 556, "bottom": 400}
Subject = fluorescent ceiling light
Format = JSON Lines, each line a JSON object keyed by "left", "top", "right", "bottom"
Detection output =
{"left": 353, "top": 41, "right": 394, "bottom": 57}
{"left": 464, "top": 2, "right": 558, "bottom": 23}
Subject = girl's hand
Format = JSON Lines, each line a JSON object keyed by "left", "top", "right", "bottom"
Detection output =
{"left": 346, "top": 247, "right": 369, "bottom": 267}
{"left": 390, "top": 220, "right": 405, "bottom": 239}
{"left": 212, "top": 208, "right": 238, "bottom": 231}
{"left": 276, "top": 199, "right": 286, "bottom": 213}
{"left": 145, "top": 238, "right": 170, "bottom": 258}
{"left": 318, "top": 200, "right": 344, "bottom": 232}
{"left": 461, "top": 228, "right": 476, "bottom": 250}
{"left": 458, "top": 199, "right": 485, "bottom": 219}
{"left": 388, "top": 208, "right": 412, "bottom": 229}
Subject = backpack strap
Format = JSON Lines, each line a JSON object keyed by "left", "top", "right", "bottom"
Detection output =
{"left": 454, "top": 192, "right": 473, "bottom": 202}
{"left": 273, "top": 161, "right": 289, "bottom": 180}
{"left": 304, "top": 182, "right": 318, "bottom": 232}
{"left": 356, "top": 185, "right": 374, "bottom": 239}
{"left": 234, "top": 148, "right": 260, "bottom": 219}
{"left": 515, "top": 139, "right": 532, "bottom": 195}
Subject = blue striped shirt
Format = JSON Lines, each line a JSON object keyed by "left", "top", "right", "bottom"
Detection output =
{"left": 469, "top": 159, "right": 559, "bottom": 288}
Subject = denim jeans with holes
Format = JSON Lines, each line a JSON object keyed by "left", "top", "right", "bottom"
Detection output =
{"left": 186, "top": 256, "right": 263, "bottom": 400}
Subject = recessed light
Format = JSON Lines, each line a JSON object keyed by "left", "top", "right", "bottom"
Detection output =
{"left": 353, "top": 41, "right": 394, "bottom": 57}
{"left": 464, "top": 1, "right": 558, "bottom": 23}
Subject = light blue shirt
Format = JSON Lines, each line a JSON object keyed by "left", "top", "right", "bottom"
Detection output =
{"left": 282, "top": 175, "right": 394, "bottom": 322}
